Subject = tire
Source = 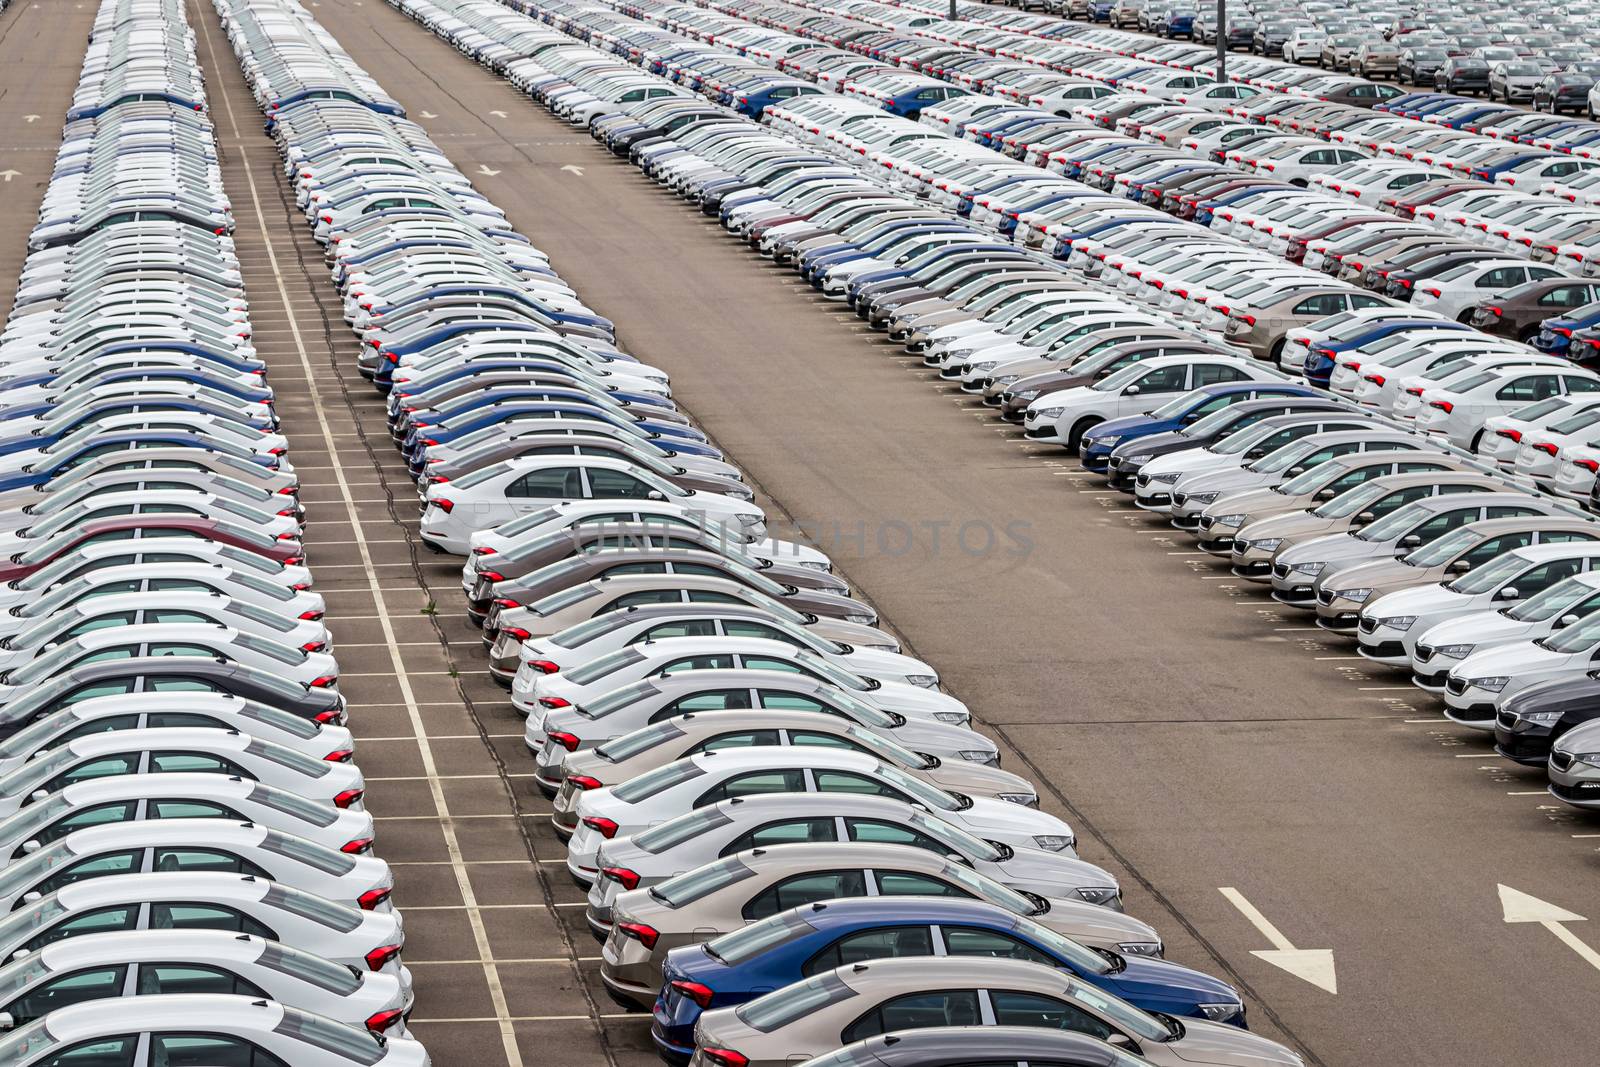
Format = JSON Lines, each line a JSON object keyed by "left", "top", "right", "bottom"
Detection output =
{"left": 1068, "top": 417, "right": 1103, "bottom": 451}
{"left": 1269, "top": 339, "right": 1287, "bottom": 366}
{"left": 1470, "top": 429, "right": 1485, "bottom": 453}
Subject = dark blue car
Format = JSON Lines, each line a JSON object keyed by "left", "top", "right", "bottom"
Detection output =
{"left": 651, "top": 897, "right": 1244, "bottom": 1064}
{"left": 1302, "top": 320, "right": 1471, "bottom": 387}
{"left": 1533, "top": 301, "right": 1600, "bottom": 355}
{"left": 1079, "top": 382, "right": 1318, "bottom": 473}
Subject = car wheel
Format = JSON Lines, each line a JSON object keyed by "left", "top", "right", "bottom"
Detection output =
{"left": 1457, "top": 309, "right": 1476, "bottom": 324}
{"left": 1069, "top": 417, "right": 1103, "bottom": 451}
{"left": 1270, "top": 339, "right": 1287, "bottom": 366}
{"left": 1521, "top": 326, "right": 1541, "bottom": 343}
{"left": 1470, "top": 429, "right": 1485, "bottom": 453}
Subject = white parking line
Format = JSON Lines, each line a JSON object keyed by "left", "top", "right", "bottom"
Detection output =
{"left": 196, "top": 13, "right": 529, "bottom": 1059}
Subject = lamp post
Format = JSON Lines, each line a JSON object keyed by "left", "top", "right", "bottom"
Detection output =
{"left": 950, "top": 0, "right": 957, "bottom": 20}
{"left": 1216, "top": 0, "right": 1227, "bottom": 83}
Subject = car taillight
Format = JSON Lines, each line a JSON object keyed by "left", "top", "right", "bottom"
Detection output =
{"left": 364, "top": 1009, "right": 405, "bottom": 1036}
{"left": 1429, "top": 401, "right": 1453, "bottom": 413}
{"left": 1553, "top": 327, "right": 1575, "bottom": 337}
{"left": 1421, "top": 287, "right": 1442, "bottom": 297}
{"left": 669, "top": 979, "right": 714, "bottom": 1008}
{"left": 357, "top": 887, "right": 391, "bottom": 910}
{"left": 434, "top": 499, "right": 454, "bottom": 513}
{"left": 701, "top": 1050, "right": 748, "bottom": 1067}
{"left": 582, "top": 816, "right": 620, "bottom": 838}
{"left": 1535, "top": 442, "right": 1561, "bottom": 456}
{"left": 479, "top": 571, "right": 506, "bottom": 583}
{"left": 1485, "top": 306, "right": 1503, "bottom": 317}
{"left": 314, "top": 709, "right": 342, "bottom": 724}
{"left": 617, "top": 921, "right": 660, "bottom": 949}
{"left": 364, "top": 944, "right": 403, "bottom": 971}
{"left": 1405, "top": 387, "right": 1426, "bottom": 396}
{"left": 302, "top": 641, "right": 327, "bottom": 653}
{"left": 335, "top": 788, "right": 365, "bottom": 809}
{"left": 1364, "top": 374, "right": 1386, "bottom": 386}
{"left": 325, "top": 749, "right": 354, "bottom": 763}
{"left": 602, "top": 866, "right": 640, "bottom": 890}
{"left": 473, "top": 546, "right": 497, "bottom": 556}
{"left": 527, "top": 659, "right": 559, "bottom": 674}
{"left": 1497, "top": 429, "right": 1523, "bottom": 442}
{"left": 539, "top": 697, "right": 571, "bottom": 709}
{"left": 494, "top": 597, "right": 520, "bottom": 609}
{"left": 547, "top": 731, "right": 582, "bottom": 753}
{"left": 342, "top": 837, "right": 374, "bottom": 854}
{"left": 310, "top": 675, "right": 338, "bottom": 689}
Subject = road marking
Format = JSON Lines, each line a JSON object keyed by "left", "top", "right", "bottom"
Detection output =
{"left": 194, "top": 13, "right": 527, "bottom": 1062}
{"left": 561, "top": 164, "right": 586, "bottom": 176}
{"left": 0, "top": 170, "right": 19, "bottom": 182}
{"left": 477, "top": 164, "right": 502, "bottom": 176}
{"left": 1498, "top": 884, "right": 1600, "bottom": 972}
{"left": 1219, "top": 886, "right": 1338, "bottom": 994}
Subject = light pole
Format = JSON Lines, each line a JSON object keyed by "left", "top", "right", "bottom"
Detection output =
{"left": 950, "top": 0, "right": 957, "bottom": 20}
{"left": 1216, "top": 0, "right": 1227, "bottom": 83}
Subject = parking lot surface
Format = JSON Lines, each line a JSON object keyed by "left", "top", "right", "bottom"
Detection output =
{"left": 192, "top": 0, "right": 1600, "bottom": 1064}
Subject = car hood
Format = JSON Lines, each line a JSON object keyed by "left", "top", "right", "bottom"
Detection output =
{"left": 1366, "top": 582, "right": 1476, "bottom": 618}
{"left": 1417, "top": 608, "right": 1533, "bottom": 648}
{"left": 1200, "top": 484, "right": 1302, "bottom": 520}
{"left": 1501, "top": 673, "right": 1600, "bottom": 718}
{"left": 1179, "top": 466, "right": 1277, "bottom": 497}
{"left": 1276, "top": 530, "right": 1395, "bottom": 569}
{"left": 1455, "top": 641, "right": 1569, "bottom": 678}
{"left": 1164, "top": 1018, "right": 1305, "bottom": 1065}
{"left": 1102, "top": 954, "right": 1240, "bottom": 1008}
{"left": 1032, "top": 895, "right": 1162, "bottom": 952}
{"left": 1318, "top": 556, "right": 1444, "bottom": 596}
{"left": 1146, "top": 448, "right": 1243, "bottom": 479}
{"left": 990, "top": 847, "right": 1121, "bottom": 897}
{"left": 1236, "top": 509, "right": 1341, "bottom": 543}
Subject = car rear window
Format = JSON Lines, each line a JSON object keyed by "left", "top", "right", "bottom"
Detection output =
{"left": 735, "top": 971, "right": 857, "bottom": 1032}
{"left": 612, "top": 757, "right": 706, "bottom": 802}
{"left": 632, "top": 807, "right": 732, "bottom": 853}
{"left": 706, "top": 906, "right": 817, "bottom": 965}
{"left": 649, "top": 856, "right": 754, "bottom": 908}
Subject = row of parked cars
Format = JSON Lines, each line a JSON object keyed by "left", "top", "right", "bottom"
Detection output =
{"left": 378, "top": 0, "right": 1600, "bottom": 1041}
{"left": 0, "top": 1, "right": 438, "bottom": 1064}
{"left": 357, "top": 1, "right": 1328, "bottom": 1066}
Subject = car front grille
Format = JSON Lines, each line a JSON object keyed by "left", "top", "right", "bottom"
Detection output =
{"left": 1317, "top": 587, "right": 1336, "bottom": 606}
{"left": 1497, "top": 710, "right": 1518, "bottom": 731}
{"left": 1358, "top": 616, "right": 1379, "bottom": 634}
{"left": 1445, "top": 676, "right": 1469, "bottom": 696}
{"left": 1550, "top": 751, "right": 1574, "bottom": 772}
{"left": 1416, "top": 644, "right": 1434, "bottom": 663}
{"left": 1272, "top": 563, "right": 1291, "bottom": 580}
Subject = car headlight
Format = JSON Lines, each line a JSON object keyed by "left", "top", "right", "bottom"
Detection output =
{"left": 1150, "top": 471, "right": 1181, "bottom": 484}
{"left": 1196, "top": 1003, "right": 1243, "bottom": 1023}
{"left": 1031, "top": 834, "right": 1074, "bottom": 852}
{"left": 846, "top": 614, "right": 876, "bottom": 625}
{"left": 737, "top": 514, "right": 763, "bottom": 527}
{"left": 995, "top": 374, "right": 1020, "bottom": 385}
{"left": 1117, "top": 941, "right": 1162, "bottom": 957}
{"left": 1015, "top": 389, "right": 1040, "bottom": 400}
{"left": 1521, "top": 710, "right": 1563, "bottom": 724}
{"left": 1572, "top": 752, "right": 1600, "bottom": 767}
{"left": 972, "top": 361, "right": 998, "bottom": 372}
{"left": 949, "top": 348, "right": 976, "bottom": 360}
{"left": 1435, "top": 643, "right": 1475, "bottom": 660}
{"left": 1188, "top": 492, "right": 1220, "bottom": 505}
{"left": 1291, "top": 560, "right": 1324, "bottom": 575}
{"left": 958, "top": 750, "right": 999, "bottom": 765}
{"left": 1334, "top": 587, "right": 1373, "bottom": 604}
{"left": 994, "top": 791, "right": 1037, "bottom": 805}
{"left": 1035, "top": 406, "right": 1065, "bottom": 419}
{"left": 1249, "top": 538, "right": 1284, "bottom": 553}
{"left": 1075, "top": 886, "right": 1120, "bottom": 906}
{"left": 1125, "top": 453, "right": 1153, "bottom": 465}
{"left": 1212, "top": 513, "right": 1247, "bottom": 528}
{"left": 1092, "top": 435, "right": 1121, "bottom": 448}
{"left": 933, "top": 711, "right": 969, "bottom": 724}
{"left": 904, "top": 675, "right": 938, "bottom": 689}
{"left": 1468, "top": 675, "right": 1511, "bottom": 693}
{"left": 1376, "top": 615, "right": 1417, "bottom": 631}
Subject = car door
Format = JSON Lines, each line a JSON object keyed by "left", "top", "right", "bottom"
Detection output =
{"left": 504, "top": 466, "right": 585, "bottom": 510}
{"left": 0, "top": 965, "right": 128, "bottom": 1026}
{"left": 841, "top": 989, "right": 983, "bottom": 1044}
{"left": 742, "top": 869, "right": 870, "bottom": 920}
{"left": 717, "top": 817, "right": 840, "bottom": 857}
{"left": 801, "top": 925, "right": 937, "bottom": 977}
{"left": 984, "top": 989, "right": 1116, "bottom": 1039}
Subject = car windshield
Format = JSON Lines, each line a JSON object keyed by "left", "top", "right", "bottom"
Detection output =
{"left": 1448, "top": 551, "right": 1530, "bottom": 594}
{"left": 1063, "top": 977, "right": 1175, "bottom": 1043}
{"left": 905, "top": 809, "right": 1001, "bottom": 862}
{"left": 0, "top": 1019, "right": 56, "bottom": 1064}
{"left": 1211, "top": 420, "right": 1288, "bottom": 456}
{"left": 0, "top": 893, "right": 68, "bottom": 952}
{"left": 1540, "top": 609, "right": 1600, "bottom": 652}
{"left": 0, "top": 794, "right": 72, "bottom": 848}
{"left": 1149, "top": 388, "right": 1210, "bottom": 420}
{"left": 1506, "top": 397, "right": 1573, "bottom": 422}
{"left": 490, "top": 506, "right": 564, "bottom": 538}
{"left": 1506, "top": 575, "right": 1599, "bottom": 622}
{"left": 1090, "top": 361, "right": 1158, "bottom": 393}
{"left": 649, "top": 856, "right": 754, "bottom": 908}
{"left": 1314, "top": 479, "right": 1393, "bottom": 519}
{"left": 1183, "top": 406, "right": 1250, "bottom": 438}
{"left": 1550, "top": 408, "right": 1600, "bottom": 435}
{"left": 0, "top": 840, "right": 72, "bottom": 900}
{"left": 1247, "top": 437, "right": 1321, "bottom": 475}
{"left": 1357, "top": 500, "right": 1445, "bottom": 543}
{"left": 873, "top": 763, "right": 959, "bottom": 811}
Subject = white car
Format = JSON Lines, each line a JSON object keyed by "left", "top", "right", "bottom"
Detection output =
{"left": 0, "top": 819, "right": 396, "bottom": 913}
{"left": 566, "top": 747, "right": 1077, "bottom": 882}
{"left": 1409, "top": 573, "right": 1600, "bottom": 690}
{"left": 0, "top": 929, "right": 409, "bottom": 1035}
{"left": 419, "top": 455, "right": 763, "bottom": 554}
{"left": 1409, "top": 261, "right": 1572, "bottom": 321}
{"left": 0, "top": 871, "right": 407, "bottom": 982}
{"left": 1445, "top": 607, "right": 1600, "bottom": 725}
{"left": 1415, "top": 366, "right": 1600, "bottom": 449}
{"left": 1509, "top": 402, "right": 1600, "bottom": 485}
{"left": 1359, "top": 542, "right": 1600, "bottom": 668}
{"left": 0, "top": 691, "right": 353, "bottom": 776}
{"left": 0, "top": 995, "right": 429, "bottom": 1067}
{"left": 0, "top": 727, "right": 365, "bottom": 817}
{"left": 1023, "top": 356, "right": 1282, "bottom": 449}
{"left": 1474, "top": 396, "right": 1600, "bottom": 470}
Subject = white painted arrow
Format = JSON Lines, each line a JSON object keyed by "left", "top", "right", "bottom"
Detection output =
{"left": 23, "top": 115, "right": 38, "bottom": 124}
{"left": 1499, "top": 884, "right": 1600, "bottom": 970}
{"left": 0, "top": 171, "right": 20, "bottom": 183}
{"left": 477, "top": 164, "right": 501, "bottom": 177}
{"left": 1220, "top": 887, "right": 1337, "bottom": 994}
{"left": 489, "top": 110, "right": 508, "bottom": 118}
{"left": 561, "top": 164, "right": 585, "bottom": 176}
{"left": 419, "top": 111, "right": 439, "bottom": 119}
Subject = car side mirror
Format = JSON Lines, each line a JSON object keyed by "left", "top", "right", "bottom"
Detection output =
{"left": 646, "top": 491, "right": 666, "bottom": 501}
{"left": 20, "top": 893, "right": 39, "bottom": 904}
{"left": 20, "top": 840, "right": 39, "bottom": 854}
{"left": 1558, "top": 613, "right": 1582, "bottom": 629}
{"left": 1448, "top": 559, "right": 1472, "bottom": 573}
{"left": 1398, "top": 534, "right": 1422, "bottom": 549}
{"left": 1498, "top": 586, "right": 1521, "bottom": 601}
{"left": 1313, "top": 486, "right": 1336, "bottom": 500}
{"left": 0, "top": 1012, "right": 13, "bottom": 1031}
{"left": 1106, "top": 1034, "right": 1141, "bottom": 1054}
{"left": 28, "top": 790, "right": 46, "bottom": 802}
{"left": 1354, "top": 511, "right": 1377, "bottom": 525}
{"left": 1123, "top": 385, "right": 1141, "bottom": 396}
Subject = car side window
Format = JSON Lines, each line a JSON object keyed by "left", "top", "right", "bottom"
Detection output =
{"left": 842, "top": 990, "right": 982, "bottom": 1044}
{"left": 1414, "top": 509, "right": 1482, "bottom": 541}
{"left": 1130, "top": 365, "right": 1187, "bottom": 393}
{"left": 149, "top": 1033, "right": 289, "bottom": 1067}
{"left": 1486, "top": 506, "right": 1541, "bottom": 519}
{"left": 721, "top": 621, "right": 791, "bottom": 641}
{"left": 875, "top": 871, "right": 966, "bottom": 897}
{"left": 694, "top": 729, "right": 782, "bottom": 752}
{"left": 695, "top": 769, "right": 806, "bottom": 806}
{"left": 1479, "top": 266, "right": 1524, "bottom": 288}
{"left": 4, "top": 965, "right": 127, "bottom": 1025}
{"left": 637, "top": 621, "right": 718, "bottom": 640}
{"left": 1539, "top": 286, "right": 1589, "bottom": 307}
{"left": 721, "top": 818, "right": 838, "bottom": 856}
{"left": 813, "top": 770, "right": 903, "bottom": 799}
{"left": 660, "top": 654, "right": 737, "bottom": 675}
{"left": 151, "top": 848, "right": 268, "bottom": 878}
{"left": 30, "top": 1035, "right": 137, "bottom": 1067}
{"left": 138, "top": 963, "right": 265, "bottom": 997}
{"left": 802, "top": 926, "right": 935, "bottom": 976}
{"left": 34, "top": 850, "right": 141, "bottom": 896}
{"left": 1497, "top": 375, "right": 1560, "bottom": 401}
{"left": 31, "top": 802, "right": 138, "bottom": 848}
{"left": 1463, "top": 533, "right": 1535, "bottom": 567}
{"left": 988, "top": 990, "right": 1113, "bottom": 1039}
{"left": 1511, "top": 559, "right": 1586, "bottom": 595}
{"left": 653, "top": 690, "right": 754, "bottom": 719}
{"left": 844, "top": 819, "right": 945, "bottom": 851}
{"left": 505, "top": 467, "right": 584, "bottom": 498}
{"left": 45, "top": 754, "right": 140, "bottom": 791}
{"left": 942, "top": 927, "right": 1057, "bottom": 966}
{"left": 756, "top": 692, "right": 830, "bottom": 712}
{"left": 1193, "top": 364, "right": 1247, "bottom": 387}
{"left": 603, "top": 591, "right": 686, "bottom": 610}
{"left": 788, "top": 731, "right": 865, "bottom": 753}
{"left": 1371, "top": 485, "right": 1434, "bottom": 516}
{"left": 148, "top": 752, "right": 243, "bottom": 775}
{"left": 587, "top": 469, "right": 658, "bottom": 499}
{"left": 149, "top": 903, "right": 275, "bottom": 939}
{"left": 25, "top": 905, "right": 138, "bottom": 951}
{"left": 1565, "top": 376, "right": 1600, "bottom": 394}
{"left": 744, "top": 870, "right": 869, "bottom": 921}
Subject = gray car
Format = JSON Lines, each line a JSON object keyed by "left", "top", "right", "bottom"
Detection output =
{"left": 1549, "top": 719, "right": 1600, "bottom": 809}
{"left": 797, "top": 1026, "right": 1151, "bottom": 1067}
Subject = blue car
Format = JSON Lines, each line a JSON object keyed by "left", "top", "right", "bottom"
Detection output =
{"left": 1302, "top": 320, "right": 1471, "bottom": 387}
{"left": 651, "top": 898, "right": 1245, "bottom": 1064}
{"left": 1533, "top": 302, "right": 1600, "bottom": 355}
{"left": 1079, "top": 382, "right": 1318, "bottom": 473}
